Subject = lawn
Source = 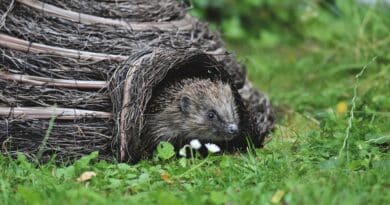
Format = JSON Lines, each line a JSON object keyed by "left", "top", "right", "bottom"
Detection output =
{"left": 1, "top": 1, "right": 389, "bottom": 205}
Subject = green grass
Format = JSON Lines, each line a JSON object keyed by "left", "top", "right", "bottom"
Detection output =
{"left": 1, "top": 1, "right": 389, "bottom": 205}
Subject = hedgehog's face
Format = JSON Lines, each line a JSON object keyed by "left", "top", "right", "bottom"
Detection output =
{"left": 179, "top": 83, "right": 240, "bottom": 141}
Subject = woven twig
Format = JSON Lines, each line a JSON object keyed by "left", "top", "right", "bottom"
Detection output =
{"left": 0, "top": 34, "right": 128, "bottom": 61}
{"left": 0, "top": 71, "right": 107, "bottom": 89}
{"left": 17, "top": 0, "right": 193, "bottom": 31}
{"left": 0, "top": 107, "right": 112, "bottom": 120}
{"left": 39, "top": 0, "right": 185, "bottom": 21}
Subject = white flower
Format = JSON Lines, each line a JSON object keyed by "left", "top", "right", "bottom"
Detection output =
{"left": 205, "top": 143, "right": 221, "bottom": 153}
{"left": 190, "top": 139, "right": 202, "bottom": 150}
{"left": 179, "top": 147, "right": 187, "bottom": 157}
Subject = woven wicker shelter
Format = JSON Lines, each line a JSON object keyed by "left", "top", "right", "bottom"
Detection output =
{"left": 0, "top": 0, "right": 274, "bottom": 163}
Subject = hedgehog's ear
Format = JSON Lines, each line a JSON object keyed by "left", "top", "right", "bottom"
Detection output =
{"left": 180, "top": 96, "right": 191, "bottom": 113}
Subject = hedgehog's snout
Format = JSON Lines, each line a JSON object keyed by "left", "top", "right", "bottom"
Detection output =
{"left": 227, "top": 123, "right": 238, "bottom": 135}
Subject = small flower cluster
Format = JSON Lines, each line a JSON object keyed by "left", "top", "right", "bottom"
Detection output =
{"left": 179, "top": 139, "right": 221, "bottom": 157}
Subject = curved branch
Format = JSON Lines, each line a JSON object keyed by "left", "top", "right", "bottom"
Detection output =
{"left": 16, "top": 0, "right": 193, "bottom": 31}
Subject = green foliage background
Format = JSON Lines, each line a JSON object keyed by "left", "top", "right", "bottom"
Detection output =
{"left": 0, "top": 0, "right": 389, "bottom": 204}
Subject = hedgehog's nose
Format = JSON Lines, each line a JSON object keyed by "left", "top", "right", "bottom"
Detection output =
{"left": 227, "top": 124, "right": 238, "bottom": 135}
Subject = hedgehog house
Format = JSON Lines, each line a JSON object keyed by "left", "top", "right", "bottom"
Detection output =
{"left": 0, "top": 0, "right": 274, "bottom": 163}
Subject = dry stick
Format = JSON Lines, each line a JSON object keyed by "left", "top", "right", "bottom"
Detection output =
{"left": 0, "top": 34, "right": 128, "bottom": 61}
{"left": 118, "top": 53, "right": 152, "bottom": 161}
{"left": 338, "top": 56, "right": 377, "bottom": 161}
{"left": 0, "top": 0, "right": 15, "bottom": 29}
{"left": 0, "top": 72, "right": 108, "bottom": 89}
{"left": 194, "top": 47, "right": 225, "bottom": 56}
{"left": 0, "top": 34, "right": 225, "bottom": 61}
{"left": 119, "top": 75, "right": 131, "bottom": 161}
{"left": 16, "top": 0, "right": 193, "bottom": 31}
{"left": 0, "top": 107, "right": 112, "bottom": 120}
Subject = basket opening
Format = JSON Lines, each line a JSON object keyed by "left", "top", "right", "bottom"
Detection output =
{"left": 141, "top": 53, "right": 254, "bottom": 152}
{"left": 149, "top": 53, "right": 231, "bottom": 102}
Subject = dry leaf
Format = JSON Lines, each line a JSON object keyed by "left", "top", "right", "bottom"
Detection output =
{"left": 271, "top": 189, "right": 285, "bottom": 204}
{"left": 77, "top": 171, "right": 97, "bottom": 182}
{"left": 161, "top": 171, "right": 173, "bottom": 184}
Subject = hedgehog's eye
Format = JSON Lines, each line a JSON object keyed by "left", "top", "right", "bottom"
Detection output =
{"left": 207, "top": 111, "right": 216, "bottom": 120}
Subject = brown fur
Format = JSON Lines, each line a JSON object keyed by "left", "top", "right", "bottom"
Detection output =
{"left": 142, "top": 78, "right": 240, "bottom": 151}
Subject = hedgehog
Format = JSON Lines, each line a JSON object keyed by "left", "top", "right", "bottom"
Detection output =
{"left": 141, "top": 78, "right": 240, "bottom": 153}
